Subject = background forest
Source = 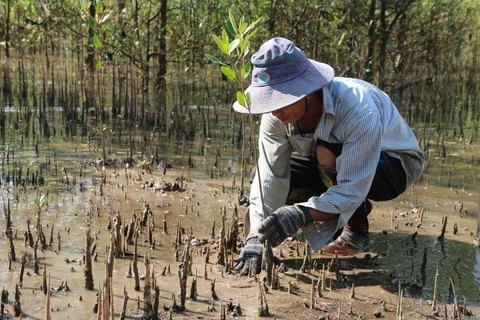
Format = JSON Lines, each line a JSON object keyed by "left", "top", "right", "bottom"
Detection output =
{"left": 0, "top": 0, "right": 479, "bottom": 148}
{"left": 1, "top": 2, "right": 480, "bottom": 319}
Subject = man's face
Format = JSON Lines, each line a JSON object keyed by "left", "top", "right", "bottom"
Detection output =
{"left": 271, "top": 98, "right": 306, "bottom": 123}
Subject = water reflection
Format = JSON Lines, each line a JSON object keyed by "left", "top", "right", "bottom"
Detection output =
{"left": 369, "top": 227, "right": 480, "bottom": 302}
{"left": 0, "top": 106, "right": 479, "bottom": 318}
{"left": 473, "top": 248, "right": 480, "bottom": 287}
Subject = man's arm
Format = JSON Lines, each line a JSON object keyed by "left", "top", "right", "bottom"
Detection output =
{"left": 248, "top": 113, "right": 292, "bottom": 233}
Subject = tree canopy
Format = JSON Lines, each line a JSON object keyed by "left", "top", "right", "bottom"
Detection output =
{"left": 1, "top": 0, "right": 479, "bottom": 138}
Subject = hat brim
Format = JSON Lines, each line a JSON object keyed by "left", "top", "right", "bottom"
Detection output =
{"left": 233, "top": 60, "right": 334, "bottom": 115}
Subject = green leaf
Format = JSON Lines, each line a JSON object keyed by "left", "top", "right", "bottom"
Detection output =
{"left": 236, "top": 91, "right": 246, "bottom": 107}
{"left": 34, "top": 194, "right": 46, "bottom": 208}
{"left": 226, "top": 20, "right": 236, "bottom": 38}
{"left": 92, "top": 34, "right": 102, "bottom": 48}
{"left": 241, "top": 28, "right": 259, "bottom": 53}
{"left": 241, "top": 63, "right": 252, "bottom": 79}
{"left": 220, "top": 66, "right": 236, "bottom": 80}
{"left": 239, "top": 16, "right": 245, "bottom": 30}
{"left": 213, "top": 35, "right": 228, "bottom": 55}
{"left": 205, "top": 54, "right": 224, "bottom": 65}
{"left": 243, "top": 17, "right": 263, "bottom": 35}
{"left": 245, "top": 92, "right": 252, "bottom": 109}
{"left": 80, "top": 2, "right": 90, "bottom": 11}
{"left": 228, "top": 39, "right": 240, "bottom": 54}
{"left": 87, "top": 16, "right": 96, "bottom": 30}
{"left": 94, "top": 59, "right": 103, "bottom": 70}
{"left": 101, "top": 21, "right": 110, "bottom": 31}
{"left": 221, "top": 29, "right": 229, "bottom": 45}
{"left": 337, "top": 32, "right": 346, "bottom": 46}
{"left": 239, "top": 22, "right": 248, "bottom": 34}
{"left": 228, "top": 10, "right": 238, "bottom": 34}
{"left": 243, "top": 42, "right": 250, "bottom": 58}
{"left": 94, "top": 0, "right": 104, "bottom": 14}
{"left": 99, "top": 11, "right": 112, "bottom": 24}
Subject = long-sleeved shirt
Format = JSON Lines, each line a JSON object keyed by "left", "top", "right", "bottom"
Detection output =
{"left": 249, "top": 77, "right": 425, "bottom": 251}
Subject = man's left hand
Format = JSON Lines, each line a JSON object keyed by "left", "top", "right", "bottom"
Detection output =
{"left": 258, "top": 205, "right": 313, "bottom": 247}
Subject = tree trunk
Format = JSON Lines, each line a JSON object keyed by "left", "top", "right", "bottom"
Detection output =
{"left": 86, "top": 2, "right": 96, "bottom": 75}
{"left": 85, "top": 1, "right": 96, "bottom": 118}
{"left": 5, "top": 0, "right": 11, "bottom": 57}
{"left": 376, "top": 0, "right": 387, "bottom": 88}
{"left": 364, "top": 0, "right": 377, "bottom": 83}
{"left": 269, "top": 0, "right": 277, "bottom": 34}
{"left": 156, "top": 0, "right": 167, "bottom": 132}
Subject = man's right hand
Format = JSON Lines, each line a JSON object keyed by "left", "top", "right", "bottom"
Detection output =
{"left": 232, "top": 235, "right": 263, "bottom": 275}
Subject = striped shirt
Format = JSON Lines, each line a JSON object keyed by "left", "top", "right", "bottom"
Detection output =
{"left": 249, "top": 77, "right": 425, "bottom": 251}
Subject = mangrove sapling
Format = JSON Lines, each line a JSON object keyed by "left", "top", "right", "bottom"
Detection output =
{"left": 120, "top": 286, "right": 129, "bottom": 320}
{"left": 300, "top": 243, "right": 311, "bottom": 274}
{"left": 178, "top": 267, "right": 187, "bottom": 311}
{"left": 49, "top": 224, "right": 54, "bottom": 247}
{"left": 57, "top": 230, "right": 61, "bottom": 251}
{"left": 210, "top": 278, "right": 219, "bottom": 301}
{"left": 163, "top": 214, "right": 168, "bottom": 234}
{"left": 317, "top": 272, "right": 323, "bottom": 298}
{"left": 1, "top": 289, "right": 8, "bottom": 304}
{"left": 211, "top": 220, "right": 215, "bottom": 239}
{"left": 5, "top": 198, "right": 12, "bottom": 234}
{"left": 310, "top": 280, "right": 315, "bottom": 309}
{"left": 14, "top": 284, "right": 21, "bottom": 317}
{"left": 190, "top": 269, "right": 198, "bottom": 301}
{"left": 42, "top": 263, "right": 47, "bottom": 294}
{"left": 206, "top": 14, "right": 273, "bottom": 271}
{"left": 263, "top": 240, "right": 274, "bottom": 285}
{"left": 228, "top": 205, "right": 239, "bottom": 253}
{"left": 421, "top": 248, "right": 428, "bottom": 287}
{"left": 19, "top": 254, "right": 27, "bottom": 286}
{"left": 33, "top": 193, "right": 46, "bottom": 238}
{"left": 84, "top": 227, "right": 94, "bottom": 290}
{"left": 45, "top": 273, "right": 51, "bottom": 320}
{"left": 438, "top": 215, "right": 448, "bottom": 240}
{"left": 216, "top": 211, "right": 226, "bottom": 266}
{"left": 8, "top": 253, "right": 12, "bottom": 270}
{"left": 396, "top": 286, "right": 404, "bottom": 319}
{"left": 26, "top": 219, "right": 35, "bottom": 248}
{"left": 114, "top": 212, "right": 123, "bottom": 257}
{"left": 133, "top": 228, "right": 140, "bottom": 291}
{"left": 143, "top": 251, "right": 153, "bottom": 317}
{"left": 432, "top": 269, "right": 439, "bottom": 312}
{"left": 153, "top": 284, "right": 160, "bottom": 319}
{"left": 7, "top": 228, "right": 16, "bottom": 262}
{"left": 257, "top": 280, "right": 270, "bottom": 317}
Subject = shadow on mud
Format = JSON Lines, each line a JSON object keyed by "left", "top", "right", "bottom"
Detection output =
{"left": 278, "top": 231, "right": 480, "bottom": 304}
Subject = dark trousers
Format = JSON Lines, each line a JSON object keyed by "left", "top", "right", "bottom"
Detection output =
{"left": 288, "top": 151, "right": 407, "bottom": 203}
{"left": 251, "top": 151, "right": 407, "bottom": 205}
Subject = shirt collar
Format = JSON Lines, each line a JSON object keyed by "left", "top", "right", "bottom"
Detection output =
{"left": 323, "top": 83, "right": 335, "bottom": 115}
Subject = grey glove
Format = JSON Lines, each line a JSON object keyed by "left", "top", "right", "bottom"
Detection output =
{"left": 233, "top": 235, "right": 263, "bottom": 275}
{"left": 258, "top": 205, "right": 313, "bottom": 247}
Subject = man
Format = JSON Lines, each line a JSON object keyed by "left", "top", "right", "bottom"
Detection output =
{"left": 232, "top": 37, "right": 425, "bottom": 275}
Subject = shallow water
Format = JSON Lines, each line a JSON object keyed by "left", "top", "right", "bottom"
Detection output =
{"left": 0, "top": 116, "right": 479, "bottom": 319}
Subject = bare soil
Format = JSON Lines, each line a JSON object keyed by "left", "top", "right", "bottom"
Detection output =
{"left": 1, "top": 152, "right": 480, "bottom": 320}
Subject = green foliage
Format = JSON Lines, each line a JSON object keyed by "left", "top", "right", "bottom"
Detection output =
{"left": 1, "top": 0, "right": 480, "bottom": 130}
{"left": 33, "top": 194, "right": 46, "bottom": 210}
{"left": 206, "top": 11, "right": 262, "bottom": 111}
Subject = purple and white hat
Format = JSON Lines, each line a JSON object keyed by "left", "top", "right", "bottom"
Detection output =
{"left": 233, "top": 37, "right": 334, "bottom": 114}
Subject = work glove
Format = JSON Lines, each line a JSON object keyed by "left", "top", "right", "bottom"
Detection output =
{"left": 258, "top": 205, "right": 313, "bottom": 247}
{"left": 232, "top": 235, "right": 263, "bottom": 275}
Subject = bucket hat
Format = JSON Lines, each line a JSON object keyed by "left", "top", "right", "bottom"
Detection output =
{"left": 233, "top": 37, "right": 334, "bottom": 114}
